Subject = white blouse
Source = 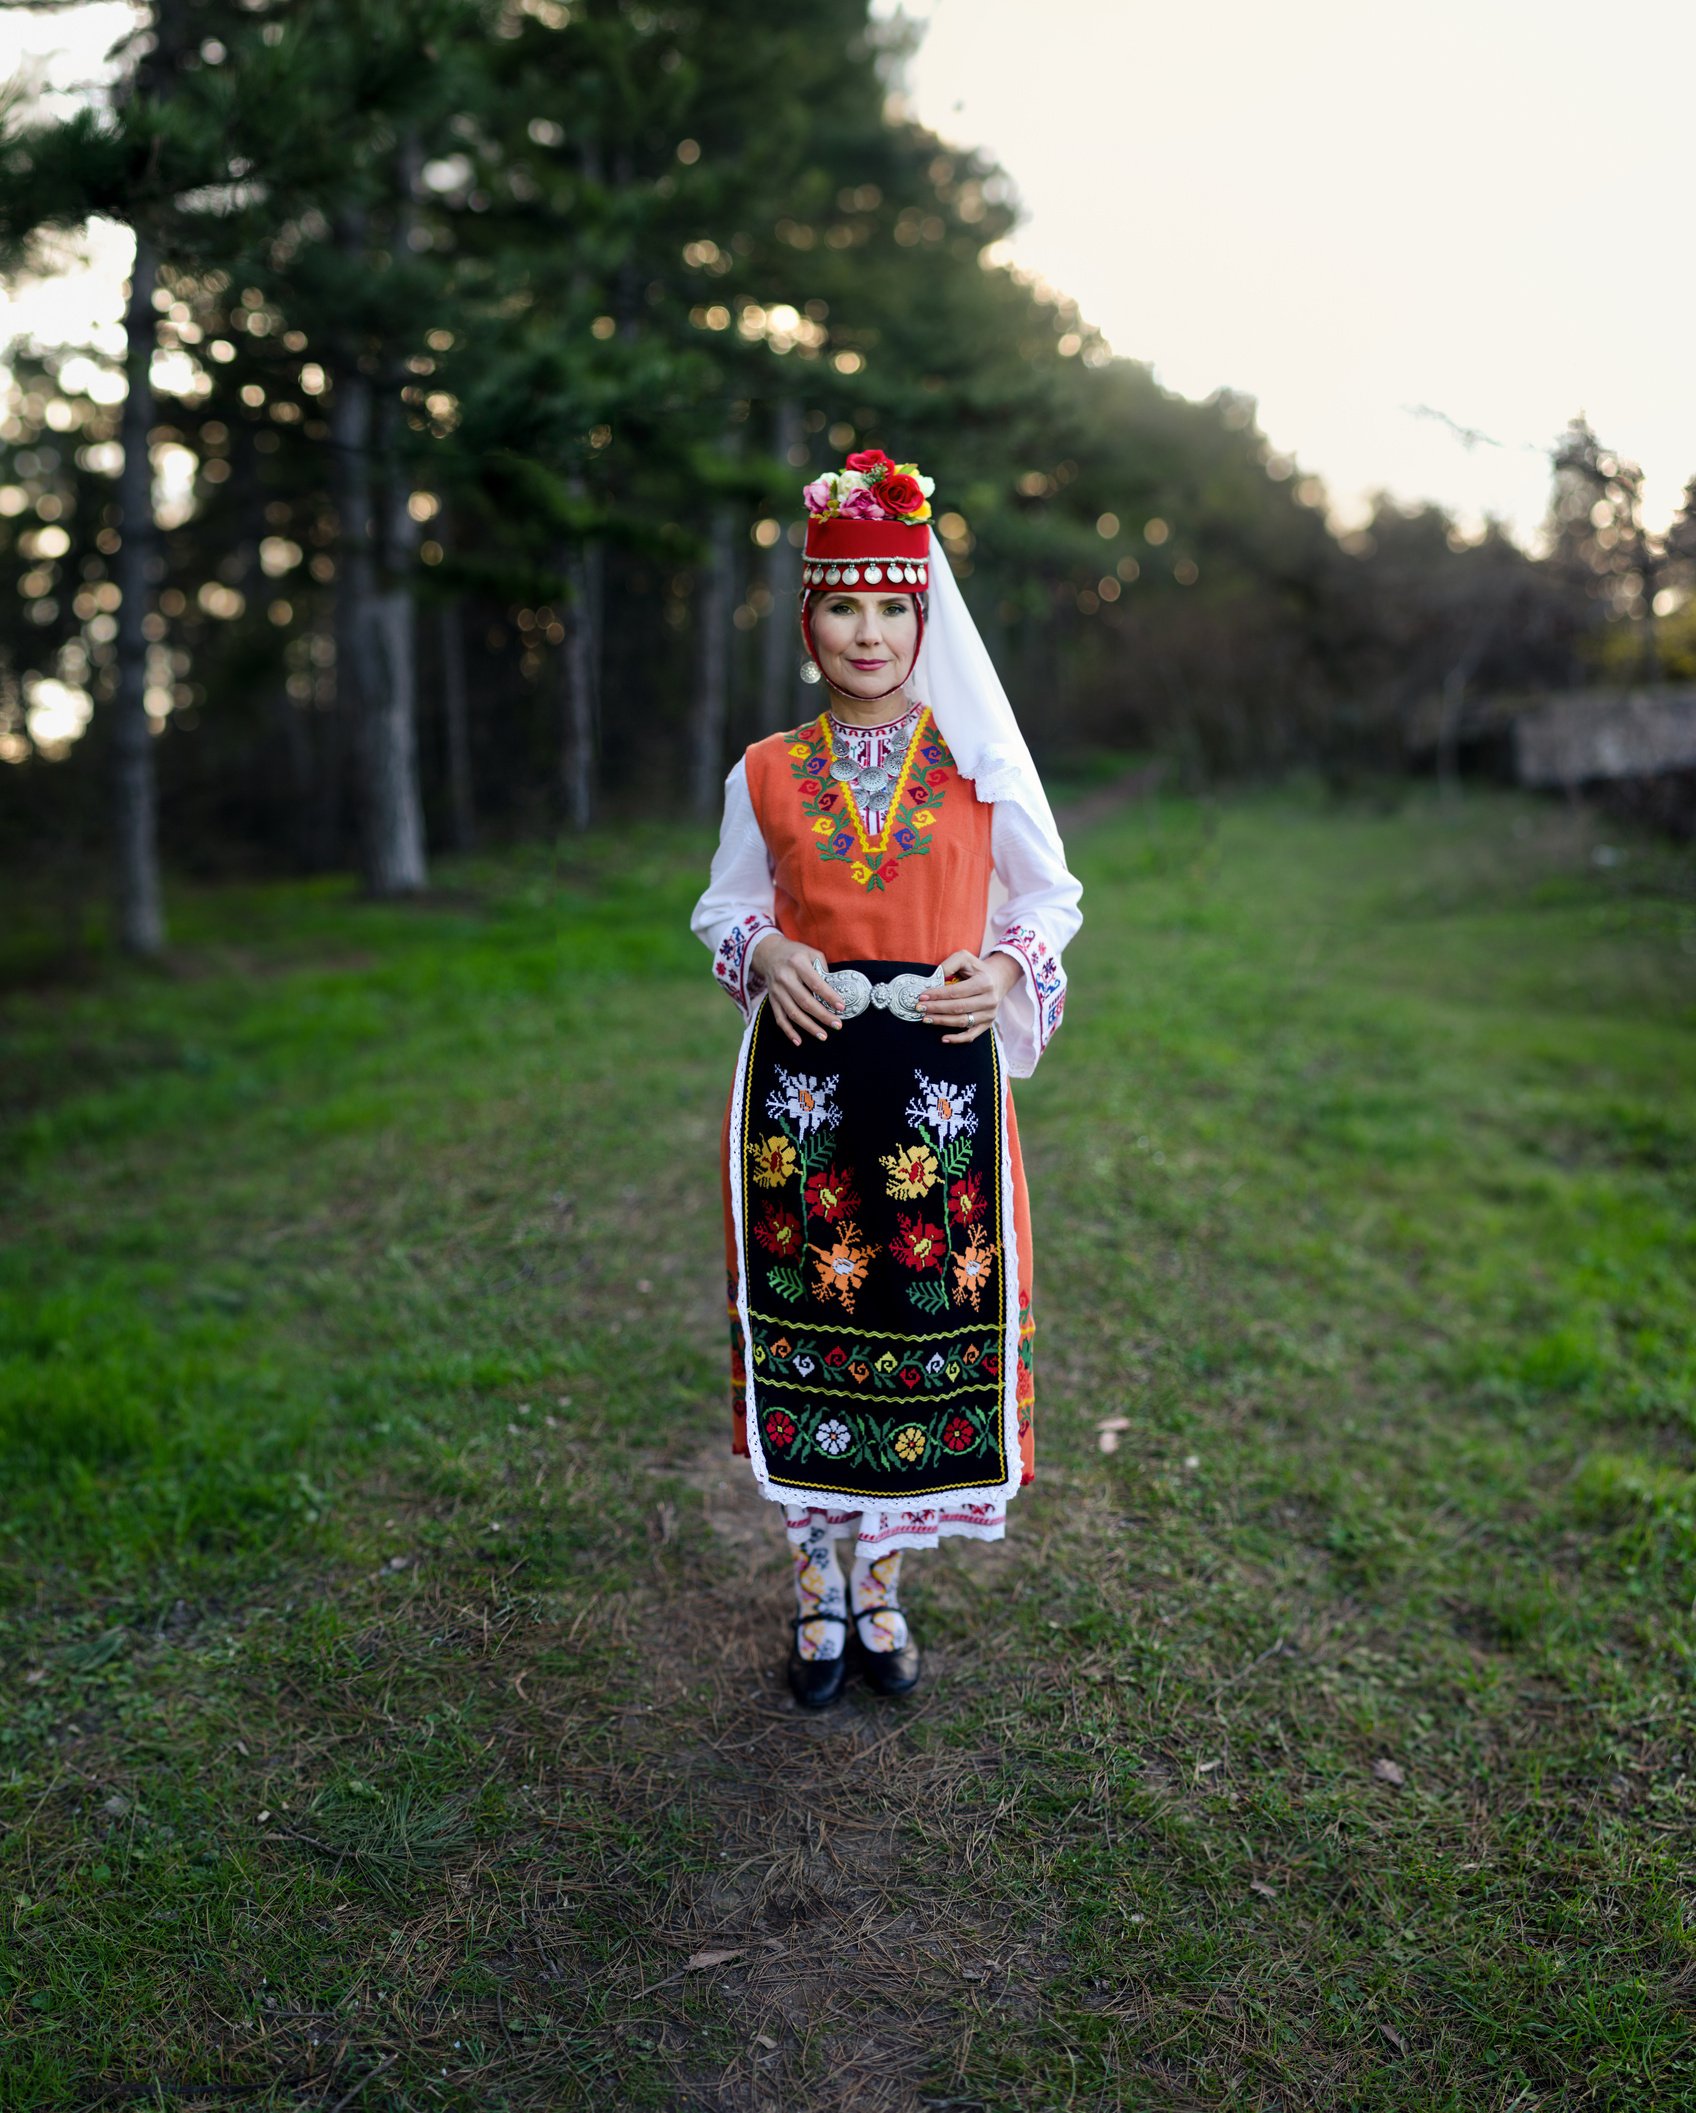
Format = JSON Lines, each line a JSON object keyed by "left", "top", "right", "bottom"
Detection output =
{"left": 692, "top": 703, "right": 1082, "bottom": 1078}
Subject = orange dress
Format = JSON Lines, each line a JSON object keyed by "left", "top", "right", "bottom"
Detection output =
{"left": 711, "top": 703, "right": 1038, "bottom": 1499}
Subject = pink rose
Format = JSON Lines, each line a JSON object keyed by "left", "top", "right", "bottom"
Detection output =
{"left": 801, "top": 477, "right": 833, "bottom": 516}
{"left": 837, "top": 485, "right": 882, "bottom": 520}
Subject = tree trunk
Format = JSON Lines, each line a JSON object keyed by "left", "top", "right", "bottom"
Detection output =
{"left": 331, "top": 199, "right": 426, "bottom": 897}
{"left": 111, "top": 225, "right": 165, "bottom": 956}
{"left": 558, "top": 535, "right": 597, "bottom": 833}
{"left": 330, "top": 340, "right": 384, "bottom": 878}
{"left": 439, "top": 601, "right": 475, "bottom": 852}
{"left": 760, "top": 397, "right": 805, "bottom": 731}
{"left": 368, "top": 387, "right": 427, "bottom": 894}
{"left": 691, "top": 503, "right": 737, "bottom": 816}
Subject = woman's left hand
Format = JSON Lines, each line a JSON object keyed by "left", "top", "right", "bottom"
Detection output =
{"left": 916, "top": 950, "right": 1022, "bottom": 1045}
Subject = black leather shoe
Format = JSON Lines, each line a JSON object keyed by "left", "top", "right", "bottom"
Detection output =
{"left": 786, "top": 1614, "right": 848, "bottom": 1709}
{"left": 848, "top": 1605, "right": 921, "bottom": 1697}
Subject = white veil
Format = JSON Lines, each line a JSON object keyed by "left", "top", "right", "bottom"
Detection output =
{"left": 914, "top": 550, "right": 1068, "bottom": 930}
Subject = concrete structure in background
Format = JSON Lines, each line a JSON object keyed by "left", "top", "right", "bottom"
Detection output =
{"left": 1514, "top": 688, "right": 1696, "bottom": 790}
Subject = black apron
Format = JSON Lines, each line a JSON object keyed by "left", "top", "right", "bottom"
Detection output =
{"left": 729, "top": 960, "right": 1021, "bottom": 1509}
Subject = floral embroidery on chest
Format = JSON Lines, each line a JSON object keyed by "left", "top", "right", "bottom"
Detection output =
{"left": 785, "top": 707, "right": 955, "bottom": 893}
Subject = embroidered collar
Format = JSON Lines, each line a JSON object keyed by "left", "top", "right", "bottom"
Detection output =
{"left": 820, "top": 705, "right": 931, "bottom": 857}
{"left": 826, "top": 697, "right": 923, "bottom": 750}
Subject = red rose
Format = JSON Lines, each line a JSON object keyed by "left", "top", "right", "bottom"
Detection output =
{"left": 875, "top": 472, "right": 925, "bottom": 518}
{"left": 845, "top": 448, "right": 894, "bottom": 477}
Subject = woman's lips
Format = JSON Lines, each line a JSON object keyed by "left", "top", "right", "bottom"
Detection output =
{"left": 848, "top": 658, "right": 886, "bottom": 670}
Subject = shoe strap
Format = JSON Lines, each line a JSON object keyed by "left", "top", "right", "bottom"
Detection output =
{"left": 848, "top": 1602, "right": 904, "bottom": 1633}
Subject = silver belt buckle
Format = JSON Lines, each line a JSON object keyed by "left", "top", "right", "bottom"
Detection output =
{"left": 822, "top": 966, "right": 943, "bottom": 1024}
{"left": 823, "top": 969, "right": 872, "bottom": 1019}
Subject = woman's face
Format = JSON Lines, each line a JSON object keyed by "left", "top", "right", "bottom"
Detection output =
{"left": 806, "top": 591, "right": 919, "bottom": 701}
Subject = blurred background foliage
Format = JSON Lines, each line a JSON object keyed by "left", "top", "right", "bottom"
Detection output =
{"left": 0, "top": 0, "right": 1692, "bottom": 948}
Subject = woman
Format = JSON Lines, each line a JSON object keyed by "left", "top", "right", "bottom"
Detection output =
{"left": 692, "top": 449, "right": 1082, "bottom": 1709}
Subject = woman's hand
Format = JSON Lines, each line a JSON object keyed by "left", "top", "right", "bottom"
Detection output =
{"left": 916, "top": 950, "right": 1021, "bottom": 1045}
{"left": 751, "top": 932, "right": 846, "bottom": 1047}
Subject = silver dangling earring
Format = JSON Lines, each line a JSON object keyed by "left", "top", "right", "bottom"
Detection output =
{"left": 799, "top": 660, "right": 822, "bottom": 684}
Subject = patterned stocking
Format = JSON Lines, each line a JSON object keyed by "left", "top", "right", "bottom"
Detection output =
{"left": 849, "top": 1551, "right": 909, "bottom": 1652}
{"left": 793, "top": 1523, "right": 847, "bottom": 1661}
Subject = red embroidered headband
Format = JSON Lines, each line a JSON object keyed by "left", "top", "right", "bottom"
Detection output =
{"left": 799, "top": 449, "right": 933, "bottom": 591}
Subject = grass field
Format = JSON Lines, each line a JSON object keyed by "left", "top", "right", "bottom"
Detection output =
{"left": 2, "top": 782, "right": 1694, "bottom": 2111}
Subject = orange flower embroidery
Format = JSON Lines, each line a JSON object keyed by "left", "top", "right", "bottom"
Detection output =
{"left": 952, "top": 1232, "right": 997, "bottom": 1311}
{"left": 811, "top": 1221, "right": 877, "bottom": 1313}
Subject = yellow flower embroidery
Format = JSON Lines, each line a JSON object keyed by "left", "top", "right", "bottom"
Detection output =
{"left": 788, "top": 741, "right": 811, "bottom": 759}
{"left": 751, "top": 1134, "right": 797, "bottom": 1187}
{"left": 910, "top": 808, "right": 936, "bottom": 828}
{"left": 812, "top": 815, "right": 833, "bottom": 836}
{"left": 881, "top": 1141, "right": 939, "bottom": 1199}
{"left": 850, "top": 861, "right": 871, "bottom": 886}
{"left": 893, "top": 1424, "right": 927, "bottom": 1464}
{"left": 875, "top": 1351, "right": 898, "bottom": 1374}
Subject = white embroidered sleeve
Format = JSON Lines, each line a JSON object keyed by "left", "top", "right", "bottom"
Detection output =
{"left": 985, "top": 798, "right": 1083, "bottom": 1078}
{"left": 691, "top": 756, "right": 780, "bottom": 1024}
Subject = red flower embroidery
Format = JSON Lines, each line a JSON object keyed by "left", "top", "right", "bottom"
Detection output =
{"left": 890, "top": 1213, "right": 947, "bottom": 1270}
{"left": 981, "top": 1354, "right": 1001, "bottom": 1378}
{"left": 948, "top": 1173, "right": 986, "bottom": 1226}
{"left": 754, "top": 1207, "right": 803, "bottom": 1256}
{"left": 824, "top": 1345, "right": 848, "bottom": 1367}
{"left": 898, "top": 1366, "right": 923, "bottom": 1390}
{"left": 879, "top": 859, "right": 899, "bottom": 883}
{"left": 764, "top": 1410, "right": 796, "bottom": 1448}
{"left": 943, "top": 1416, "right": 975, "bottom": 1451}
{"left": 926, "top": 767, "right": 946, "bottom": 786}
{"left": 806, "top": 1165, "right": 860, "bottom": 1223}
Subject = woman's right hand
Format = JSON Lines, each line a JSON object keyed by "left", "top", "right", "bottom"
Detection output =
{"left": 751, "top": 933, "right": 846, "bottom": 1046}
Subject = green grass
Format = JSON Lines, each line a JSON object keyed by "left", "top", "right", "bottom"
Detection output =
{"left": 1, "top": 786, "right": 1693, "bottom": 2109}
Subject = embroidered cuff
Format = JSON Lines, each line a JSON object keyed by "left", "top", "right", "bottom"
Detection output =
{"left": 714, "top": 913, "right": 778, "bottom": 1022}
{"left": 991, "top": 923, "right": 1067, "bottom": 1055}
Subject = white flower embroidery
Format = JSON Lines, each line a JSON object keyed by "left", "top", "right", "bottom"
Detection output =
{"left": 816, "top": 1417, "right": 852, "bottom": 1457}
{"left": 907, "top": 1071, "right": 977, "bottom": 1144}
{"left": 793, "top": 1354, "right": 816, "bottom": 1376}
{"left": 925, "top": 1352, "right": 946, "bottom": 1374}
{"left": 767, "top": 1068, "right": 840, "bottom": 1137}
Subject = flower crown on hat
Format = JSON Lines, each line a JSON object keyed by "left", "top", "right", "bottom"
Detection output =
{"left": 801, "top": 448, "right": 934, "bottom": 526}
{"left": 799, "top": 449, "right": 935, "bottom": 590}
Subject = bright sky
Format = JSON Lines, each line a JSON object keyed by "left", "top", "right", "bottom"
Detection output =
{"left": 878, "top": 0, "right": 1696, "bottom": 549}
{"left": 4, "top": 3, "right": 1692, "bottom": 555}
